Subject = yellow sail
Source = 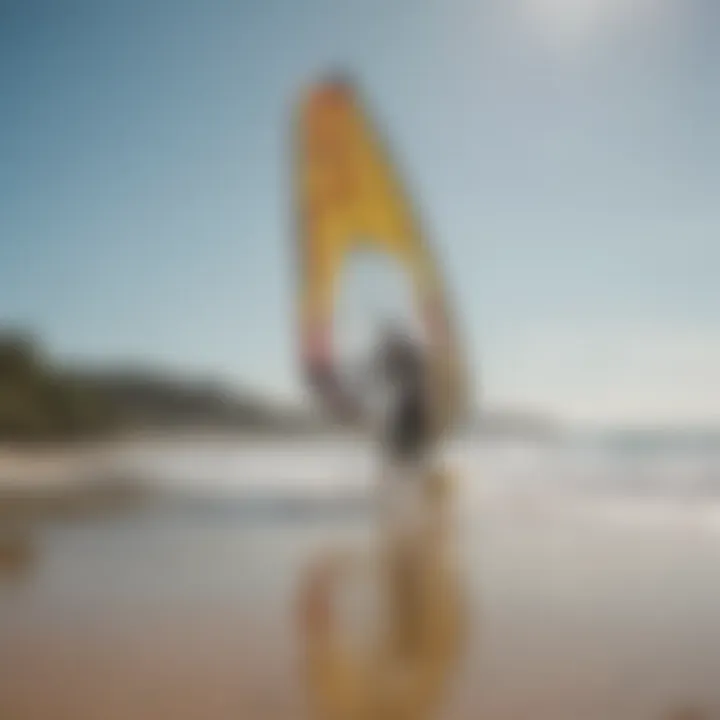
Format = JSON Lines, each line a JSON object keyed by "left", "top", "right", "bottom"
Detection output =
{"left": 294, "top": 76, "right": 467, "bottom": 431}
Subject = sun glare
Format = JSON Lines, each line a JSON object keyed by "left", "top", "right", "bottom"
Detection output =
{"left": 520, "top": 0, "right": 668, "bottom": 49}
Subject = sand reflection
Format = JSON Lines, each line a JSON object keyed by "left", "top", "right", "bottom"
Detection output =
{"left": 297, "top": 468, "right": 467, "bottom": 719}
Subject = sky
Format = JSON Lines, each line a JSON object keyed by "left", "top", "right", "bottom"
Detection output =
{"left": 1, "top": 0, "right": 718, "bottom": 426}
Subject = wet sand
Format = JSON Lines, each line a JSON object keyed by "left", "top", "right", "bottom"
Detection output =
{"left": 1, "top": 454, "right": 720, "bottom": 720}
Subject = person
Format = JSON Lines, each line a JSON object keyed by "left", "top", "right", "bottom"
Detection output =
{"left": 303, "top": 319, "right": 460, "bottom": 682}
{"left": 305, "top": 318, "right": 445, "bottom": 503}
{"left": 373, "top": 323, "right": 432, "bottom": 469}
{"left": 306, "top": 320, "right": 432, "bottom": 459}
{"left": 339, "top": 323, "right": 436, "bottom": 556}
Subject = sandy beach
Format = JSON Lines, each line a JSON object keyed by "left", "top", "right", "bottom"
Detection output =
{"left": 1, "top": 439, "right": 720, "bottom": 720}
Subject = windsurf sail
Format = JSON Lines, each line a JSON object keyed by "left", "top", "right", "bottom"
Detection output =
{"left": 294, "top": 76, "right": 467, "bottom": 433}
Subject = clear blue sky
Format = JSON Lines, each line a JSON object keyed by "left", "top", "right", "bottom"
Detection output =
{"left": 1, "top": 0, "right": 718, "bottom": 425}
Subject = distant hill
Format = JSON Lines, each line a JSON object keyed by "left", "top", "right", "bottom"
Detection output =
{"left": 65, "top": 368, "right": 273, "bottom": 429}
{"left": 0, "top": 330, "right": 568, "bottom": 441}
{"left": 0, "top": 331, "right": 116, "bottom": 441}
{"left": 59, "top": 367, "right": 333, "bottom": 435}
{"left": 0, "top": 332, "right": 319, "bottom": 440}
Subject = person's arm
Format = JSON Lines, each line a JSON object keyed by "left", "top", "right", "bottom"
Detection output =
{"left": 302, "top": 320, "right": 364, "bottom": 424}
{"left": 306, "top": 360, "right": 365, "bottom": 425}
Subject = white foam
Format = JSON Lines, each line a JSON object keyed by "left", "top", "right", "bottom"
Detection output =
{"left": 107, "top": 437, "right": 720, "bottom": 522}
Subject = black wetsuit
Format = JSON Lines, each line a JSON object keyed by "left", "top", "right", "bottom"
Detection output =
{"left": 381, "top": 339, "right": 430, "bottom": 461}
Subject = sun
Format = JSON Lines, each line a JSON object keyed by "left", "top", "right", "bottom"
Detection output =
{"left": 520, "top": 0, "right": 668, "bottom": 49}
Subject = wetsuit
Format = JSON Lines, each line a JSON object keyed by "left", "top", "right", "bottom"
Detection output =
{"left": 378, "top": 335, "right": 431, "bottom": 463}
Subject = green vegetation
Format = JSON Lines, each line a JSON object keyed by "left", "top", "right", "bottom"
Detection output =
{"left": 0, "top": 331, "right": 318, "bottom": 441}
{"left": 0, "top": 332, "right": 116, "bottom": 441}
